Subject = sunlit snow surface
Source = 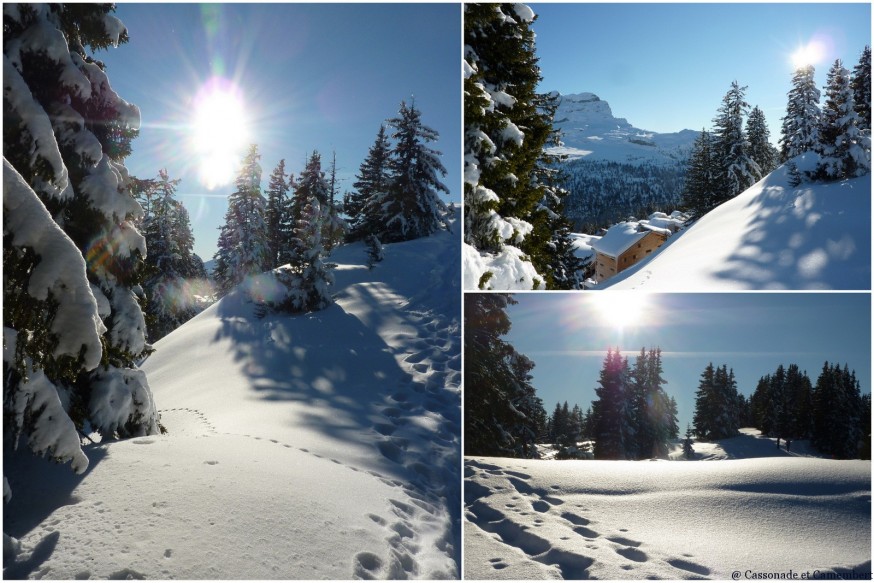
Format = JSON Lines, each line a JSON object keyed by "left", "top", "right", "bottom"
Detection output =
{"left": 464, "top": 430, "right": 870, "bottom": 580}
{"left": 598, "top": 154, "right": 871, "bottom": 290}
{"left": 4, "top": 227, "right": 460, "bottom": 579}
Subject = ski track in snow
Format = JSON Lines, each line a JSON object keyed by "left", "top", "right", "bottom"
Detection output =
{"left": 464, "top": 460, "right": 711, "bottom": 579}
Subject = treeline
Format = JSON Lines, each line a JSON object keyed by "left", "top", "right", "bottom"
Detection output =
{"left": 682, "top": 46, "right": 871, "bottom": 219}
{"left": 212, "top": 100, "right": 450, "bottom": 314}
{"left": 691, "top": 361, "right": 870, "bottom": 459}
{"left": 562, "top": 159, "right": 686, "bottom": 233}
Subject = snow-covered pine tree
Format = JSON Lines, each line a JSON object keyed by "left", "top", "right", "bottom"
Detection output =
{"left": 779, "top": 65, "right": 821, "bottom": 161}
{"left": 746, "top": 106, "right": 778, "bottom": 176}
{"left": 274, "top": 194, "right": 334, "bottom": 313}
{"left": 592, "top": 348, "right": 634, "bottom": 460}
{"left": 692, "top": 363, "right": 717, "bottom": 439}
{"left": 322, "top": 151, "right": 345, "bottom": 252}
{"left": 4, "top": 4, "right": 160, "bottom": 458}
{"left": 812, "top": 59, "right": 871, "bottom": 180}
{"left": 507, "top": 352, "right": 546, "bottom": 458}
{"left": 265, "top": 159, "right": 290, "bottom": 268}
{"left": 464, "top": 293, "right": 542, "bottom": 458}
{"left": 463, "top": 4, "right": 552, "bottom": 289}
{"left": 680, "top": 129, "right": 719, "bottom": 218}
{"left": 139, "top": 170, "right": 203, "bottom": 341}
{"left": 850, "top": 45, "right": 871, "bottom": 131}
{"left": 682, "top": 424, "right": 696, "bottom": 460}
{"left": 294, "top": 151, "right": 344, "bottom": 254}
{"left": 712, "top": 81, "right": 761, "bottom": 203}
{"left": 526, "top": 96, "right": 586, "bottom": 290}
{"left": 213, "top": 144, "right": 270, "bottom": 296}
{"left": 347, "top": 125, "right": 392, "bottom": 241}
{"left": 378, "top": 99, "right": 449, "bottom": 242}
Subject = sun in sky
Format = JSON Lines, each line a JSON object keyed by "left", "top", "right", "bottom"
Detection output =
{"left": 191, "top": 77, "right": 249, "bottom": 189}
{"left": 790, "top": 38, "right": 828, "bottom": 70}
{"left": 590, "top": 292, "right": 650, "bottom": 331}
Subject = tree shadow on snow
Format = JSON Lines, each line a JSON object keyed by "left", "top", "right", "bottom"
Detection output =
{"left": 712, "top": 176, "right": 870, "bottom": 290}
{"left": 211, "top": 282, "right": 459, "bottom": 483}
{"left": 3, "top": 443, "right": 109, "bottom": 576}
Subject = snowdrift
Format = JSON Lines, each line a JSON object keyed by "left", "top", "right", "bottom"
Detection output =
{"left": 465, "top": 452, "right": 870, "bottom": 580}
{"left": 4, "top": 227, "right": 461, "bottom": 579}
{"left": 599, "top": 156, "right": 871, "bottom": 290}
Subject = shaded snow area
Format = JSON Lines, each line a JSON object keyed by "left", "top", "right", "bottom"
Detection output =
{"left": 673, "top": 428, "right": 824, "bottom": 461}
{"left": 465, "top": 453, "right": 870, "bottom": 580}
{"left": 599, "top": 155, "right": 871, "bottom": 290}
{"left": 4, "top": 228, "right": 460, "bottom": 579}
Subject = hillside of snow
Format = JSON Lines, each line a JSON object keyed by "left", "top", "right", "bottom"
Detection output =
{"left": 598, "top": 154, "right": 871, "bottom": 290}
{"left": 4, "top": 227, "right": 461, "bottom": 579}
{"left": 549, "top": 92, "right": 698, "bottom": 165}
{"left": 465, "top": 429, "right": 870, "bottom": 580}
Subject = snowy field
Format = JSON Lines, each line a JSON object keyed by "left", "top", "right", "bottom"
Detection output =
{"left": 465, "top": 430, "right": 870, "bottom": 580}
{"left": 4, "top": 227, "right": 460, "bottom": 579}
{"left": 598, "top": 154, "right": 871, "bottom": 290}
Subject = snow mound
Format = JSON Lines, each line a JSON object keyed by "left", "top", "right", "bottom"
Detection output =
{"left": 5, "top": 228, "right": 460, "bottom": 579}
{"left": 600, "top": 156, "right": 871, "bottom": 290}
{"left": 465, "top": 454, "right": 870, "bottom": 580}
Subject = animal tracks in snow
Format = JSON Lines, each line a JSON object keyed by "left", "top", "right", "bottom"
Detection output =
{"left": 465, "top": 459, "right": 714, "bottom": 579}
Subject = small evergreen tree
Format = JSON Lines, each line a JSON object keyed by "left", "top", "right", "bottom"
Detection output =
{"left": 275, "top": 195, "right": 334, "bottom": 313}
{"left": 682, "top": 424, "right": 696, "bottom": 460}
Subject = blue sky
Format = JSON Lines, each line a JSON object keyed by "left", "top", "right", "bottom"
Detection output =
{"left": 502, "top": 293, "right": 871, "bottom": 432}
{"left": 531, "top": 3, "right": 871, "bottom": 141}
{"left": 98, "top": 3, "right": 461, "bottom": 260}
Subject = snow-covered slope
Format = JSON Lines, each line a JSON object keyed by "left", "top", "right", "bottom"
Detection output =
{"left": 598, "top": 155, "right": 872, "bottom": 290}
{"left": 4, "top": 227, "right": 461, "bottom": 579}
{"left": 465, "top": 430, "right": 870, "bottom": 580}
{"left": 549, "top": 92, "right": 697, "bottom": 164}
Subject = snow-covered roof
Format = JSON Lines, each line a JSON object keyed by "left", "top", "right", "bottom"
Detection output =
{"left": 590, "top": 222, "right": 651, "bottom": 258}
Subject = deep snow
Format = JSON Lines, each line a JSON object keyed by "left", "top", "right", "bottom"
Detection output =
{"left": 4, "top": 226, "right": 461, "bottom": 579}
{"left": 598, "top": 154, "right": 871, "bottom": 290}
{"left": 465, "top": 429, "right": 870, "bottom": 580}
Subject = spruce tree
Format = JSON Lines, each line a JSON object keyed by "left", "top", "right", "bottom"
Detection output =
{"left": 463, "top": 3, "right": 555, "bottom": 289}
{"left": 592, "top": 348, "right": 633, "bottom": 459}
{"left": 811, "top": 362, "right": 862, "bottom": 459}
{"left": 347, "top": 125, "right": 391, "bottom": 241}
{"left": 746, "top": 106, "right": 778, "bottom": 176}
{"left": 265, "top": 159, "right": 290, "bottom": 267}
{"left": 712, "top": 81, "right": 760, "bottom": 203}
{"left": 213, "top": 144, "right": 270, "bottom": 295}
{"left": 275, "top": 194, "right": 334, "bottom": 313}
{"left": 812, "top": 59, "right": 870, "bottom": 180}
{"left": 464, "top": 293, "right": 542, "bottom": 458}
{"left": 4, "top": 4, "right": 160, "bottom": 482}
{"left": 139, "top": 170, "right": 202, "bottom": 341}
{"left": 779, "top": 65, "right": 821, "bottom": 161}
{"left": 681, "top": 129, "right": 719, "bottom": 218}
{"left": 380, "top": 100, "right": 449, "bottom": 242}
{"left": 850, "top": 45, "right": 871, "bottom": 131}
{"left": 682, "top": 425, "right": 696, "bottom": 460}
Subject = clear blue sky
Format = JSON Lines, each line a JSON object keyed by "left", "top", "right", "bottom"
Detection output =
{"left": 98, "top": 3, "right": 461, "bottom": 260}
{"left": 531, "top": 3, "right": 871, "bottom": 141}
{"left": 503, "top": 293, "right": 871, "bottom": 432}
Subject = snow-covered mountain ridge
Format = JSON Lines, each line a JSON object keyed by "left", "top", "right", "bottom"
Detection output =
{"left": 549, "top": 92, "right": 698, "bottom": 164}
